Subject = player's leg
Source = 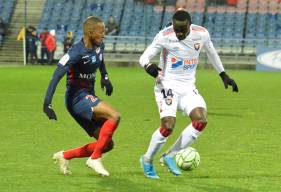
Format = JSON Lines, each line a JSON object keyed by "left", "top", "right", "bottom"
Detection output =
{"left": 140, "top": 86, "right": 178, "bottom": 178}
{"left": 62, "top": 119, "right": 103, "bottom": 160}
{"left": 54, "top": 118, "right": 115, "bottom": 175}
{"left": 89, "top": 101, "right": 120, "bottom": 159}
{"left": 63, "top": 119, "right": 115, "bottom": 159}
{"left": 52, "top": 92, "right": 102, "bottom": 175}
{"left": 86, "top": 100, "right": 120, "bottom": 176}
{"left": 52, "top": 116, "right": 100, "bottom": 175}
{"left": 163, "top": 89, "right": 207, "bottom": 157}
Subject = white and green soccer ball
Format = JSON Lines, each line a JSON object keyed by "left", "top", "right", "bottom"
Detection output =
{"left": 175, "top": 147, "right": 200, "bottom": 171}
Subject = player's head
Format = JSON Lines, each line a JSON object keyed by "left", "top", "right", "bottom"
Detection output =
{"left": 83, "top": 16, "right": 105, "bottom": 46}
{"left": 172, "top": 10, "right": 191, "bottom": 41}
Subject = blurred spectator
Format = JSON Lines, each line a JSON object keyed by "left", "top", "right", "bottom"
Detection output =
{"left": 144, "top": 0, "right": 156, "bottom": 4}
{"left": 45, "top": 29, "right": 57, "bottom": 64}
{"left": 105, "top": 15, "right": 119, "bottom": 36}
{"left": 63, "top": 31, "right": 74, "bottom": 54}
{"left": 25, "top": 26, "right": 37, "bottom": 63}
{"left": 39, "top": 27, "right": 50, "bottom": 64}
{"left": 0, "top": 17, "right": 7, "bottom": 46}
{"left": 28, "top": 30, "right": 39, "bottom": 64}
{"left": 227, "top": 0, "right": 238, "bottom": 6}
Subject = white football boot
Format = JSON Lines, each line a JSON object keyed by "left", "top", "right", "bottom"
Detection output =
{"left": 86, "top": 157, "right": 110, "bottom": 177}
{"left": 52, "top": 151, "right": 72, "bottom": 175}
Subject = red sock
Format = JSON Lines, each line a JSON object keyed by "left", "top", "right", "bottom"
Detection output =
{"left": 91, "top": 119, "right": 118, "bottom": 159}
{"left": 63, "top": 142, "right": 97, "bottom": 160}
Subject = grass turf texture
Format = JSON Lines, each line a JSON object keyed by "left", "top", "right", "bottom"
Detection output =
{"left": 0, "top": 66, "right": 280, "bottom": 192}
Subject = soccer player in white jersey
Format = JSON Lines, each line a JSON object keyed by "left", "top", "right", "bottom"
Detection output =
{"left": 139, "top": 10, "right": 238, "bottom": 179}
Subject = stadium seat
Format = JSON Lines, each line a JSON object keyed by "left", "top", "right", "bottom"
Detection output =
{"left": 34, "top": 0, "right": 281, "bottom": 54}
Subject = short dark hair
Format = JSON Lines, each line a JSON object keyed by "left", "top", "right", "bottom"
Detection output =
{"left": 172, "top": 10, "right": 191, "bottom": 24}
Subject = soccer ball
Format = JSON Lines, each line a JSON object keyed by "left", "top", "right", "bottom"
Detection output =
{"left": 175, "top": 147, "right": 200, "bottom": 171}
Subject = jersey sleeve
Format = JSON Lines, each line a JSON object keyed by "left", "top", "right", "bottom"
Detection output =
{"left": 43, "top": 65, "right": 67, "bottom": 105}
{"left": 139, "top": 32, "right": 164, "bottom": 67}
{"left": 58, "top": 46, "right": 81, "bottom": 69}
{"left": 202, "top": 30, "right": 225, "bottom": 73}
{"left": 43, "top": 46, "right": 80, "bottom": 105}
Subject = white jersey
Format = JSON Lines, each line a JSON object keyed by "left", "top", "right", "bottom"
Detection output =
{"left": 139, "top": 24, "right": 224, "bottom": 87}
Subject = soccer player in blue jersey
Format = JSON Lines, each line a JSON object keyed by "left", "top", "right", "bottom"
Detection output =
{"left": 43, "top": 16, "right": 120, "bottom": 177}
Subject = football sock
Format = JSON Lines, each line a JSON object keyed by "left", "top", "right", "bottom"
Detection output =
{"left": 63, "top": 142, "right": 97, "bottom": 160}
{"left": 165, "top": 123, "right": 201, "bottom": 157}
{"left": 144, "top": 128, "right": 169, "bottom": 163}
{"left": 91, "top": 119, "right": 118, "bottom": 159}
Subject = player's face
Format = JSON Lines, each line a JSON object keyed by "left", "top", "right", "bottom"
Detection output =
{"left": 90, "top": 22, "right": 105, "bottom": 46}
{"left": 173, "top": 19, "right": 190, "bottom": 41}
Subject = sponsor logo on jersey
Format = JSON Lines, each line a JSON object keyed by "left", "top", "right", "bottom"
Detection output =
{"left": 183, "top": 58, "right": 198, "bottom": 70}
{"left": 171, "top": 57, "right": 182, "bottom": 68}
{"left": 194, "top": 43, "right": 201, "bottom": 51}
{"left": 99, "top": 53, "right": 103, "bottom": 61}
{"left": 171, "top": 57, "right": 198, "bottom": 69}
{"left": 91, "top": 55, "right": 96, "bottom": 63}
{"left": 79, "top": 73, "right": 96, "bottom": 79}
{"left": 82, "top": 55, "right": 91, "bottom": 64}
{"left": 83, "top": 60, "right": 90, "bottom": 64}
{"left": 82, "top": 55, "right": 90, "bottom": 59}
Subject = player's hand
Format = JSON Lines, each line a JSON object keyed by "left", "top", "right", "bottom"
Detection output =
{"left": 101, "top": 76, "right": 113, "bottom": 96}
{"left": 43, "top": 103, "right": 57, "bottom": 120}
{"left": 219, "top": 72, "right": 238, "bottom": 92}
{"left": 144, "top": 63, "right": 161, "bottom": 78}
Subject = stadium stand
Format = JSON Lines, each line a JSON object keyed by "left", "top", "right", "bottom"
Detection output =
{"left": 245, "top": 0, "right": 281, "bottom": 49}
{"left": 34, "top": 0, "right": 281, "bottom": 55}
{"left": 0, "top": 0, "right": 16, "bottom": 45}
{"left": 0, "top": 0, "right": 15, "bottom": 24}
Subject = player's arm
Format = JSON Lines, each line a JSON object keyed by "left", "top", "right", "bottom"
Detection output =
{"left": 99, "top": 49, "right": 113, "bottom": 96}
{"left": 203, "top": 32, "right": 238, "bottom": 92}
{"left": 43, "top": 64, "right": 68, "bottom": 120}
{"left": 43, "top": 50, "right": 77, "bottom": 120}
{"left": 139, "top": 33, "right": 163, "bottom": 78}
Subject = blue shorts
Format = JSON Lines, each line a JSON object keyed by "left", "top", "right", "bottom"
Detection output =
{"left": 65, "top": 88, "right": 104, "bottom": 136}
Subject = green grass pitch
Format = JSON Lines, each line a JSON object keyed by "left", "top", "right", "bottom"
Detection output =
{"left": 0, "top": 66, "right": 280, "bottom": 192}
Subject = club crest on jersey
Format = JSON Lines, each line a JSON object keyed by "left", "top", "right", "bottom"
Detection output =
{"left": 165, "top": 98, "right": 173, "bottom": 105}
{"left": 91, "top": 55, "right": 96, "bottom": 63}
{"left": 194, "top": 43, "right": 201, "bottom": 51}
{"left": 96, "top": 47, "right": 100, "bottom": 54}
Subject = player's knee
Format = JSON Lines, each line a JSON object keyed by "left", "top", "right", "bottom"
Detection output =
{"left": 192, "top": 118, "right": 207, "bottom": 132}
{"left": 109, "top": 111, "right": 121, "bottom": 124}
{"left": 103, "top": 140, "right": 114, "bottom": 153}
{"left": 161, "top": 117, "right": 176, "bottom": 130}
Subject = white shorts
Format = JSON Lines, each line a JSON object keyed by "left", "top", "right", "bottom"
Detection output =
{"left": 154, "top": 83, "right": 207, "bottom": 118}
